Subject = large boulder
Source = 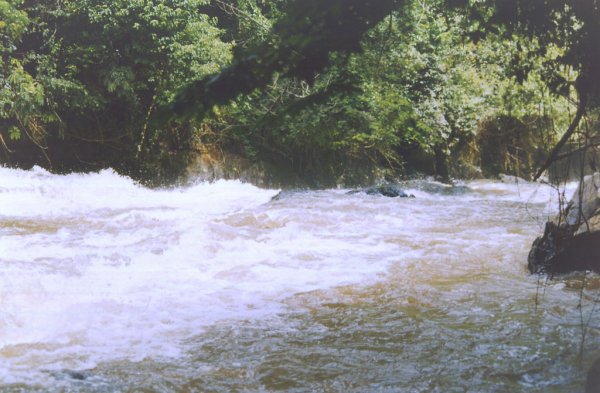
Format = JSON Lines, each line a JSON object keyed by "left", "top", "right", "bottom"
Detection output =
{"left": 528, "top": 173, "right": 600, "bottom": 274}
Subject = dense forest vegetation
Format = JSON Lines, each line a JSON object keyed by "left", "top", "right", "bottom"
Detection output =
{"left": 1, "top": 0, "right": 598, "bottom": 186}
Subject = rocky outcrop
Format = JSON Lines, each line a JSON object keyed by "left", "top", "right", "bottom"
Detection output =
{"left": 528, "top": 173, "right": 600, "bottom": 274}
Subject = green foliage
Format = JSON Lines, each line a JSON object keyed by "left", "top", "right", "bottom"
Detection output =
{"left": 0, "top": 0, "right": 586, "bottom": 184}
{"left": 1, "top": 0, "right": 232, "bottom": 178}
{"left": 0, "top": 59, "right": 45, "bottom": 141}
{"left": 164, "top": 0, "right": 401, "bottom": 123}
{"left": 454, "top": 0, "right": 600, "bottom": 106}
{"left": 477, "top": 114, "right": 554, "bottom": 178}
{"left": 207, "top": 0, "right": 569, "bottom": 183}
{"left": 0, "top": 0, "right": 28, "bottom": 39}
{"left": 0, "top": 1, "right": 30, "bottom": 141}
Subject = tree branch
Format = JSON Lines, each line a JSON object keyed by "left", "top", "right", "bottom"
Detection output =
{"left": 533, "top": 95, "right": 587, "bottom": 181}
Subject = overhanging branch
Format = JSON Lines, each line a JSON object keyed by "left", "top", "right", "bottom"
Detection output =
{"left": 533, "top": 95, "right": 587, "bottom": 181}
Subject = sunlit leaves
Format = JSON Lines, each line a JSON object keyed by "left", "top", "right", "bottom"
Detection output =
{"left": 0, "top": 60, "right": 44, "bottom": 140}
{"left": 457, "top": 0, "right": 600, "bottom": 103}
{"left": 0, "top": 0, "right": 234, "bottom": 178}
{"left": 0, "top": 0, "right": 28, "bottom": 41}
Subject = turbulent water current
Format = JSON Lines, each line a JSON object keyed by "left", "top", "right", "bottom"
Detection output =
{"left": 1, "top": 166, "right": 599, "bottom": 392}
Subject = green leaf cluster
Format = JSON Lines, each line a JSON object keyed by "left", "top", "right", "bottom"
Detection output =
{"left": 0, "top": 0, "right": 584, "bottom": 184}
{"left": 207, "top": 0, "right": 570, "bottom": 183}
{"left": 1, "top": 0, "right": 231, "bottom": 178}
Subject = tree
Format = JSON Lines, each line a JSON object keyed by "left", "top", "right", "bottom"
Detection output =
{"left": 1, "top": 0, "right": 231, "bottom": 181}
{"left": 162, "top": 0, "right": 401, "bottom": 123}
{"left": 448, "top": 0, "right": 600, "bottom": 179}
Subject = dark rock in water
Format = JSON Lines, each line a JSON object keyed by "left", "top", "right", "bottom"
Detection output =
{"left": 528, "top": 222, "right": 600, "bottom": 274}
{"left": 50, "top": 369, "right": 89, "bottom": 381}
{"left": 527, "top": 222, "right": 565, "bottom": 274}
{"left": 403, "top": 179, "right": 471, "bottom": 196}
{"left": 270, "top": 191, "right": 286, "bottom": 201}
{"left": 347, "top": 184, "right": 414, "bottom": 198}
{"left": 407, "top": 180, "right": 448, "bottom": 194}
{"left": 528, "top": 173, "right": 600, "bottom": 275}
{"left": 270, "top": 189, "right": 305, "bottom": 201}
{"left": 66, "top": 370, "right": 87, "bottom": 381}
{"left": 365, "top": 185, "right": 409, "bottom": 198}
{"left": 586, "top": 357, "right": 600, "bottom": 393}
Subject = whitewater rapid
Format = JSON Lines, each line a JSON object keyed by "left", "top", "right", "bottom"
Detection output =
{"left": 0, "top": 167, "right": 597, "bottom": 392}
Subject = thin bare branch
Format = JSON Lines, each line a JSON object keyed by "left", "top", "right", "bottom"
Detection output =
{"left": 533, "top": 96, "right": 587, "bottom": 181}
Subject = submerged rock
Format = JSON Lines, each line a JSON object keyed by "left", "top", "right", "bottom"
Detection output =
{"left": 49, "top": 369, "right": 90, "bottom": 381}
{"left": 270, "top": 189, "right": 306, "bottom": 201}
{"left": 528, "top": 173, "right": 600, "bottom": 274}
{"left": 586, "top": 357, "right": 600, "bottom": 393}
{"left": 365, "top": 184, "right": 410, "bottom": 198}
{"left": 66, "top": 370, "right": 87, "bottom": 381}
{"left": 402, "top": 179, "right": 472, "bottom": 196}
{"left": 348, "top": 184, "right": 414, "bottom": 198}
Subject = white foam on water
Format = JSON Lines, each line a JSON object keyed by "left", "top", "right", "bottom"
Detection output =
{"left": 0, "top": 167, "right": 573, "bottom": 385}
{"left": 0, "top": 168, "right": 399, "bottom": 384}
{"left": 0, "top": 167, "right": 284, "bottom": 382}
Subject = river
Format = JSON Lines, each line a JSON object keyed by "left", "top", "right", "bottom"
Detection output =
{"left": 1, "top": 166, "right": 599, "bottom": 392}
